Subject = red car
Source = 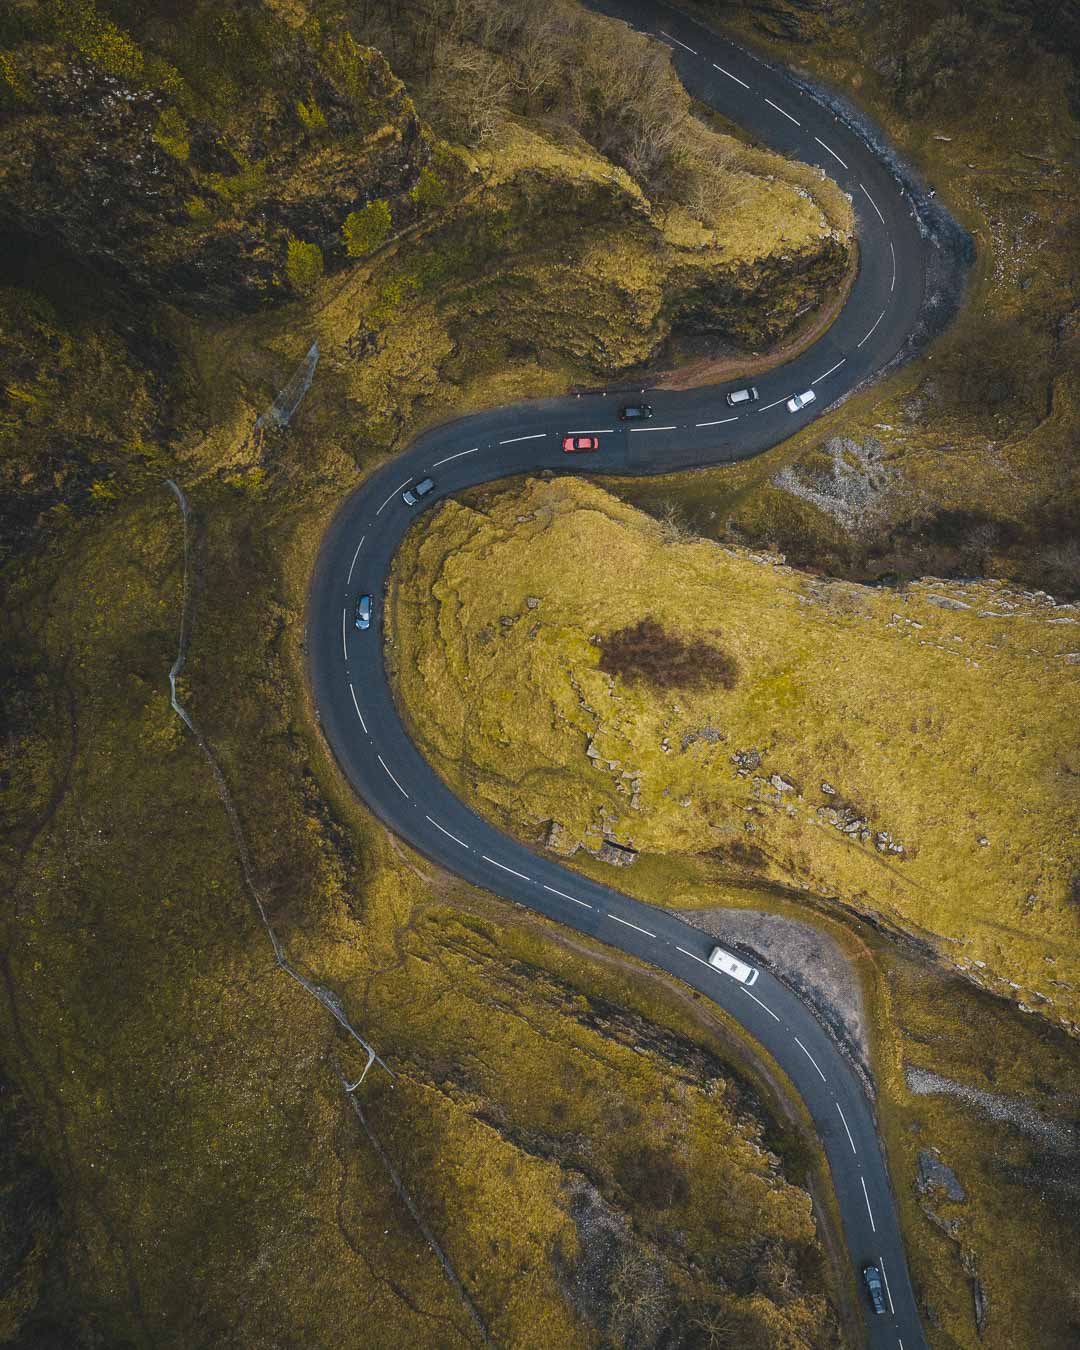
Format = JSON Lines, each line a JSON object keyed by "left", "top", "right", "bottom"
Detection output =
{"left": 562, "top": 435, "right": 600, "bottom": 453}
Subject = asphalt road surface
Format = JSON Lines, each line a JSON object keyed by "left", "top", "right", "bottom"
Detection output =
{"left": 309, "top": 5, "right": 954, "bottom": 1346}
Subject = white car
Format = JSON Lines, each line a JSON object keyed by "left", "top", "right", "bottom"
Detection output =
{"left": 707, "top": 945, "right": 759, "bottom": 985}
{"left": 786, "top": 389, "right": 816, "bottom": 413}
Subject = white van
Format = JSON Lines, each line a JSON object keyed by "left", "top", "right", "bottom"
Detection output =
{"left": 708, "top": 945, "right": 759, "bottom": 985}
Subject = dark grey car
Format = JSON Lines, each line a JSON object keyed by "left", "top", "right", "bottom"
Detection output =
{"left": 403, "top": 477, "right": 434, "bottom": 506}
{"left": 862, "top": 1264, "right": 887, "bottom": 1315}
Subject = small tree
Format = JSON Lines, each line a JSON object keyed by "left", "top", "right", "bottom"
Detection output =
{"left": 285, "top": 237, "right": 324, "bottom": 294}
{"left": 343, "top": 199, "right": 392, "bottom": 257}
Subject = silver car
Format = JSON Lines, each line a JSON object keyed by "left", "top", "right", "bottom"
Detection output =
{"left": 786, "top": 389, "right": 816, "bottom": 413}
{"left": 725, "top": 386, "right": 759, "bottom": 406}
{"left": 403, "top": 477, "right": 434, "bottom": 506}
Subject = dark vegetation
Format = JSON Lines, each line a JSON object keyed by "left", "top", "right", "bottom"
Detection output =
{"left": 600, "top": 619, "right": 739, "bottom": 692}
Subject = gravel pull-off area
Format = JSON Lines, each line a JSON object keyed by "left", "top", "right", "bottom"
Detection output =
{"left": 905, "top": 1067, "right": 1079, "bottom": 1151}
{"left": 681, "top": 907, "right": 872, "bottom": 1088}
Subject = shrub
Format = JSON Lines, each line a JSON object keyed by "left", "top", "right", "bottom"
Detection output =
{"left": 599, "top": 619, "right": 738, "bottom": 691}
{"left": 409, "top": 166, "right": 447, "bottom": 212}
{"left": 285, "top": 237, "right": 324, "bottom": 294}
{"left": 343, "top": 199, "right": 392, "bottom": 257}
{"left": 296, "top": 97, "right": 327, "bottom": 134}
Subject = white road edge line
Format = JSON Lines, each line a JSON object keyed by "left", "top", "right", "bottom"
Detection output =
{"left": 740, "top": 986, "right": 780, "bottom": 1021}
{"left": 675, "top": 946, "right": 712, "bottom": 968}
{"left": 713, "top": 63, "right": 750, "bottom": 90}
{"left": 499, "top": 433, "right": 546, "bottom": 444}
{"left": 377, "top": 755, "right": 408, "bottom": 799}
{"left": 812, "top": 359, "right": 846, "bottom": 385}
{"left": 889, "top": 239, "right": 897, "bottom": 293}
{"left": 542, "top": 884, "right": 592, "bottom": 909}
{"left": 342, "top": 609, "right": 348, "bottom": 659}
{"left": 879, "top": 1256, "right": 896, "bottom": 1315}
{"left": 348, "top": 684, "right": 368, "bottom": 734}
{"left": 432, "top": 447, "right": 478, "bottom": 467}
{"left": 629, "top": 425, "right": 677, "bottom": 432}
{"left": 426, "top": 815, "right": 469, "bottom": 849}
{"left": 836, "top": 1102, "right": 857, "bottom": 1154}
{"left": 609, "top": 914, "right": 656, "bottom": 938}
{"left": 377, "top": 480, "right": 411, "bottom": 514}
{"left": 861, "top": 1176, "right": 877, "bottom": 1232}
{"left": 857, "top": 308, "right": 887, "bottom": 348}
{"left": 695, "top": 417, "right": 738, "bottom": 427}
{"left": 659, "top": 29, "right": 696, "bottom": 54}
{"left": 860, "top": 182, "right": 886, "bottom": 224}
{"left": 482, "top": 855, "right": 531, "bottom": 881}
{"left": 794, "top": 1036, "right": 827, "bottom": 1082}
{"left": 765, "top": 96, "right": 801, "bottom": 126}
{"left": 758, "top": 397, "right": 787, "bottom": 412}
{"left": 346, "top": 536, "right": 365, "bottom": 585}
{"left": 814, "top": 135, "right": 848, "bottom": 169}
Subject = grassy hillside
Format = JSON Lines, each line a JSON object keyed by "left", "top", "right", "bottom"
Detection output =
{"left": 388, "top": 476, "right": 1078, "bottom": 1037}
{"left": 0, "top": 1, "right": 858, "bottom": 1344}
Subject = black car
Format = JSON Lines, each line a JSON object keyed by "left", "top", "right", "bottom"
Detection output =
{"left": 618, "top": 403, "right": 653, "bottom": 421}
{"left": 862, "top": 1264, "right": 887, "bottom": 1316}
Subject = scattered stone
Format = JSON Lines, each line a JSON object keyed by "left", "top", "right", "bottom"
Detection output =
{"left": 976, "top": 835, "right": 989, "bottom": 847}
{"left": 926, "top": 594, "right": 972, "bottom": 611}
{"left": 594, "top": 839, "right": 637, "bottom": 867}
{"left": 821, "top": 781, "right": 837, "bottom": 796}
{"left": 917, "top": 1150, "right": 966, "bottom": 1202}
{"left": 544, "top": 820, "right": 578, "bottom": 857}
{"left": 525, "top": 596, "right": 540, "bottom": 609}
{"left": 769, "top": 773, "right": 795, "bottom": 793}
{"left": 732, "top": 748, "right": 762, "bottom": 776}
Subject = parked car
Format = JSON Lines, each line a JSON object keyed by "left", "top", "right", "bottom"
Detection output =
{"left": 402, "top": 477, "right": 435, "bottom": 506}
{"left": 354, "top": 594, "right": 372, "bottom": 630}
{"left": 862, "top": 1265, "right": 887, "bottom": 1316}
{"left": 562, "top": 435, "right": 600, "bottom": 453}
{"left": 786, "top": 389, "right": 817, "bottom": 413}
{"left": 725, "top": 386, "right": 759, "bottom": 406}
{"left": 707, "top": 946, "right": 759, "bottom": 986}
{"left": 618, "top": 403, "right": 653, "bottom": 421}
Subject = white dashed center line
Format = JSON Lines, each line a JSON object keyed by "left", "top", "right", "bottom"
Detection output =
{"left": 812, "top": 358, "right": 846, "bottom": 385}
{"left": 499, "top": 433, "right": 546, "bottom": 445}
{"left": 349, "top": 683, "right": 367, "bottom": 734}
{"left": 889, "top": 239, "right": 897, "bottom": 293}
{"left": 879, "top": 1256, "right": 896, "bottom": 1314}
{"left": 377, "top": 481, "right": 411, "bottom": 514}
{"left": 347, "top": 535, "right": 365, "bottom": 585}
{"left": 377, "top": 755, "right": 408, "bottom": 798}
{"left": 794, "top": 1036, "right": 827, "bottom": 1082}
{"left": 426, "top": 815, "right": 469, "bottom": 849}
{"left": 483, "top": 855, "right": 531, "bottom": 881}
{"left": 713, "top": 63, "right": 750, "bottom": 89}
{"left": 861, "top": 1176, "right": 877, "bottom": 1232}
{"left": 609, "top": 914, "right": 657, "bottom": 938}
{"left": 857, "top": 308, "right": 887, "bottom": 348}
{"left": 659, "top": 30, "right": 697, "bottom": 54}
{"left": 568, "top": 429, "right": 614, "bottom": 435}
{"left": 432, "top": 447, "right": 478, "bottom": 466}
{"left": 695, "top": 417, "right": 739, "bottom": 427}
{"left": 814, "top": 136, "right": 848, "bottom": 170}
{"left": 836, "top": 1101, "right": 857, "bottom": 1154}
{"left": 341, "top": 609, "right": 348, "bottom": 659}
{"left": 765, "top": 97, "right": 801, "bottom": 126}
{"left": 543, "top": 884, "right": 592, "bottom": 909}
{"left": 757, "top": 397, "right": 787, "bottom": 412}
{"left": 740, "top": 986, "right": 780, "bottom": 1021}
{"left": 675, "top": 946, "right": 713, "bottom": 968}
{"left": 629, "top": 425, "right": 677, "bottom": 432}
{"left": 860, "top": 182, "right": 886, "bottom": 224}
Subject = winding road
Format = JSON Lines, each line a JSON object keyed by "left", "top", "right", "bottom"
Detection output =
{"left": 310, "top": 5, "right": 963, "bottom": 1346}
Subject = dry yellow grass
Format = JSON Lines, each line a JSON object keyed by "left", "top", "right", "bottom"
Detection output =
{"left": 388, "top": 476, "right": 1080, "bottom": 1036}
